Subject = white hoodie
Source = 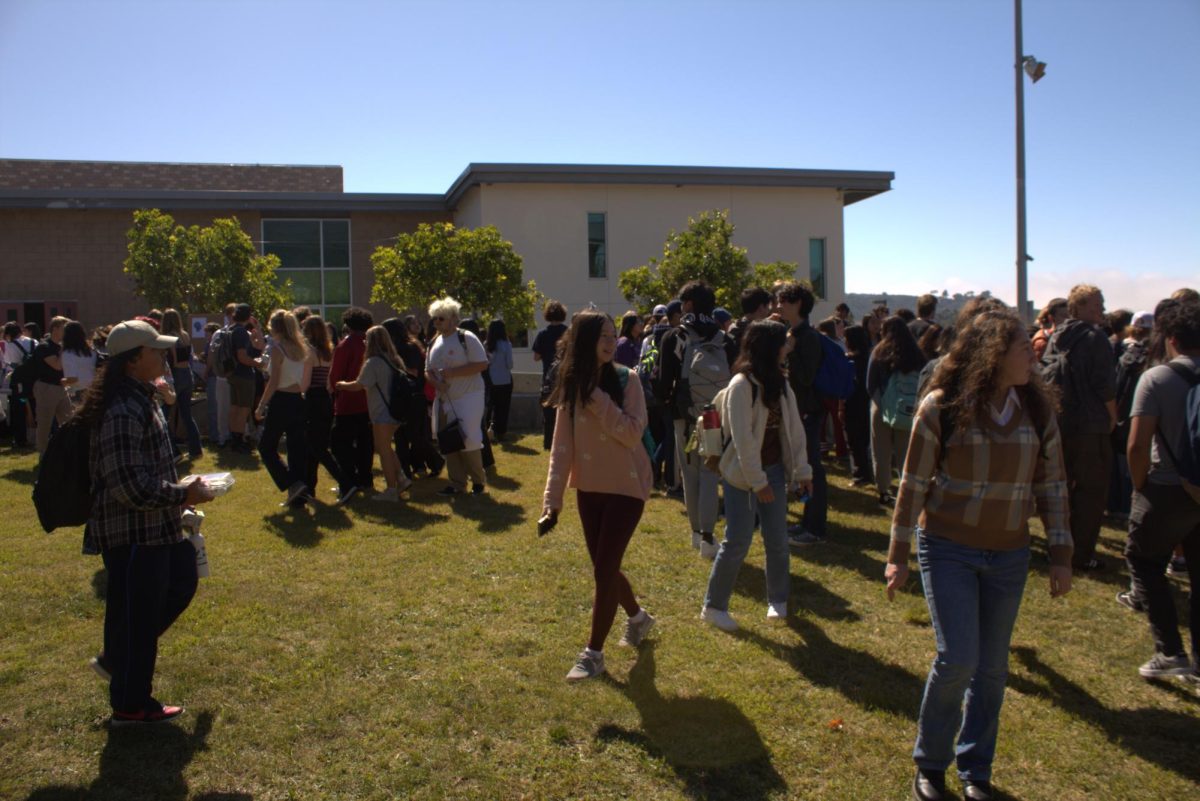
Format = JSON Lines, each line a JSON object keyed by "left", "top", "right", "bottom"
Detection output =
{"left": 716, "top": 372, "right": 812, "bottom": 493}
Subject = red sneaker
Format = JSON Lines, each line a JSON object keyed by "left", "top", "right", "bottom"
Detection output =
{"left": 111, "top": 704, "right": 184, "bottom": 727}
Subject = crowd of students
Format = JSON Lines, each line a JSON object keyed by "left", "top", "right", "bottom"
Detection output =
{"left": 4, "top": 279, "right": 1197, "bottom": 801}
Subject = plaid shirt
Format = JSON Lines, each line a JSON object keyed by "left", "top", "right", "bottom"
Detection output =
{"left": 87, "top": 376, "right": 188, "bottom": 551}
{"left": 889, "top": 390, "right": 1073, "bottom": 567}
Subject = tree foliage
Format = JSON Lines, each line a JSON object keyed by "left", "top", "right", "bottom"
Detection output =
{"left": 124, "top": 209, "right": 292, "bottom": 316}
{"left": 618, "top": 209, "right": 802, "bottom": 314}
{"left": 370, "top": 222, "right": 540, "bottom": 330}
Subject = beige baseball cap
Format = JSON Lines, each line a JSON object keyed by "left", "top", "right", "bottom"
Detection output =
{"left": 106, "top": 320, "right": 178, "bottom": 357}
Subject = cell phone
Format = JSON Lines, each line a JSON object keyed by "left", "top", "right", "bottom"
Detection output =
{"left": 537, "top": 512, "right": 558, "bottom": 537}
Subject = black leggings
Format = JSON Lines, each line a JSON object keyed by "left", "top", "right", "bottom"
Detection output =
{"left": 576, "top": 490, "right": 644, "bottom": 651}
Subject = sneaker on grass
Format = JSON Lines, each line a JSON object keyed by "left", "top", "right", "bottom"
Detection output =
{"left": 788, "top": 529, "right": 823, "bottom": 547}
{"left": 619, "top": 610, "right": 656, "bottom": 647}
{"left": 1139, "top": 652, "right": 1193, "bottom": 678}
{"left": 700, "top": 606, "right": 739, "bottom": 632}
{"left": 335, "top": 485, "right": 360, "bottom": 506}
{"left": 372, "top": 487, "right": 400, "bottom": 502}
{"left": 699, "top": 539, "right": 719, "bottom": 560}
{"left": 565, "top": 649, "right": 605, "bottom": 681}
{"left": 111, "top": 702, "right": 184, "bottom": 727}
{"left": 437, "top": 486, "right": 461, "bottom": 497}
{"left": 1115, "top": 590, "right": 1146, "bottom": 613}
{"left": 767, "top": 603, "right": 787, "bottom": 621}
{"left": 690, "top": 531, "right": 701, "bottom": 550}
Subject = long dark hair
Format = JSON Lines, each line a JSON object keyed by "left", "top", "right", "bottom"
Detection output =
{"left": 844, "top": 324, "right": 870, "bottom": 360}
{"left": 731, "top": 319, "right": 789, "bottom": 406}
{"left": 62, "top": 321, "right": 92, "bottom": 357}
{"left": 545, "top": 311, "right": 622, "bottom": 416}
{"left": 927, "top": 309, "right": 1056, "bottom": 437}
{"left": 485, "top": 319, "right": 508, "bottom": 354}
{"left": 873, "top": 316, "right": 926, "bottom": 374}
{"left": 302, "top": 315, "right": 333, "bottom": 361}
{"left": 75, "top": 348, "right": 143, "bottom": 426}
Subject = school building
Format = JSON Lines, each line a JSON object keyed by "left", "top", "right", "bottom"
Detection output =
{"left": 0, "top": 158, "right": 893, "bottom": 370}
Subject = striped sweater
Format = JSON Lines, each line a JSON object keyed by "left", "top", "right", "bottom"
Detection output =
{"left": 888, "top": 390, "right": 1073, "bottom": 567}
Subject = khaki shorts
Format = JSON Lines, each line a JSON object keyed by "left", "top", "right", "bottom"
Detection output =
{"left": 228, "top": 375, "right": 256, "bottom": 408}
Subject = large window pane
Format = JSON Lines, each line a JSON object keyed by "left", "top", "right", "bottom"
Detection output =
{"left": 324, "top": 269, "right": 351, "bottom": 305}
{"left": 322, "top": 220, "right": 350, "bottom": 268}
{"left": 264, "top": 221, "right": 321, "bottom": 268}
{"left": 277, "top": 269, "right": 322, "bottom": 305}
{"left": 323, "top": 306, "right": 349, "bottom": 326}
{"left": 587, "top": 212, "right": 606, "bottom": 279}
{"left": 809, "top": 238, "right": 826, "bottom": 299}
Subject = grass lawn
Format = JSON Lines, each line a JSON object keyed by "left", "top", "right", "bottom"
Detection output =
{"left": 0, "top": 434, "right": 1197, "bottom": 800}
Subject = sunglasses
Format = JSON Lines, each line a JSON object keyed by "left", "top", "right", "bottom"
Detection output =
{"left": 432, "top": 316, "right": 445, "bottom": 322}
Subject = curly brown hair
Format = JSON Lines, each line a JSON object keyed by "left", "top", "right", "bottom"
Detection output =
{"left": 927, "top": 309, "right": 1057, "bottom": 436}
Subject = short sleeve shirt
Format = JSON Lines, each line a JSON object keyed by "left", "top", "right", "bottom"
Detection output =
{"left": 358, "top": 355, "right": 398, "bottom": 425}
{"left": 32, "top": 340, "right": 63, "bottom": 384}
{"left": 230, "top": 325, "right": 255, "bottom": 378}
{"left": 428, "top": 330, "right": 487, "bottom": 401}
{"left": 1131, "top": 355, "right": 1200, "bottom": 486}
{"left": 532, "top": 324, "right": 567, "bottom": 378}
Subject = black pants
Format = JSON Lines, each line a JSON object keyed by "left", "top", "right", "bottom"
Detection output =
{"left": 1125, "top": 482, "right": 1200, "bottom": 668}
{"left": 577, "top": 490, "right": 644, "bottom": 651}
{"left": 331, "top": 412, "right": 374, "bottom": 490}
{"left": 485, "top": 383, "right": 514, "bottom": 439}
{"left": 305, "top": 389, "right": 346, "bottom": 493}
{"left": 844, "top": 399, "right": 873, "bottom": 483}
{"left": 1063, "top": 431, "right": 1113, "bottom": 567}
{"left": 542, "top": 404, "right": 557, "bottom": 451}
{"left": 257, "top": 391, "right": 309, "bottom": 492}
{"left": 102, "top": 539, "right": 198, "bottom": 713}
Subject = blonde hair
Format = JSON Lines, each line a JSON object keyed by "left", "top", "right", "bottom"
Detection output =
{"left": 49, "top": 316, "right": 69, "bottom": 333}
{"left": 363, "top": 325, "right": 405, "bottom": 371}
{"left": 1067, "top": 284, "right": 1102, "bottom": 318}
{"left": 268, "top": 309, "right": 309, "bottom": 361}
{"left": 427, "top": 297, "right": 462, "bottom": 323}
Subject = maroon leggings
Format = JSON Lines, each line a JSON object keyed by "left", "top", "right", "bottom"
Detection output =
{"left": 576, "top": 490, "right": 644, "bottom": 651}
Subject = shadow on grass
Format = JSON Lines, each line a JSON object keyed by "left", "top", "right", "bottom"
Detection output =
{"left": 25, "top": 711, "right": 248, "bottom": 801}
{"left": 733, "top": 562, "right": 861, "bottom": 622}
{"left": 91, "top": 569, "right": 107, "bottom": 601}
{"left": 598, "top": 642, "right": 787, "bottom": 801}
{"left": 262, "top": 503, "right": 355, "bottom": 548}
{"left": 739, "top": 617, "right": 924, "bottom": 722}
{"left": 1009, "top": 646, "right": 1199, "bottom": 784}
{"left": 435, "top": 493, "right": 527, "bottom": 534}
{"left": 0, "top": 464, "right": 38, "bottom": 484}
{"left": 210, "top": 448, "right": 259, "bottom": 472}
{"left": 486, "top": 471, "right": 521, "bottom": 492}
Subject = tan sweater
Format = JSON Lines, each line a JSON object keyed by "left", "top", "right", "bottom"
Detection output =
{"left": 888, "top": 390, "right": 1073, "bottom": 567}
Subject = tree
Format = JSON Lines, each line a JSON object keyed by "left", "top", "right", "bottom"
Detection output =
{"left": 617, "top": 209, "right": 801, "bottom": 314}
{"left": 370, "top": 222, "right": 540, "bottom": 331}
{"left": 124, "top": 209, "right": 292, "bottom": 315}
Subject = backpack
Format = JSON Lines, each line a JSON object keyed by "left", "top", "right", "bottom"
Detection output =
{"left": 210, "top": 326, "right": 237, "bottom": 378}
{"left": 7, "top": 339, "right": 34, "bottom": 392}
{"left": 636, "top": 337, "right": 662, "bottom": 411}
{"left": 614, "top": 364, "right": 657, "bottom": 458}
{"left": 1040, "top": 328, "right": 1082, "bottom": 413}
{"left": 1162, "top": 362, "right": 1200, "bottom": 503}
{"left": 812, "top": 333, "right": 855, "bottom": 400}
{"left": 880, "top": 370, "right": 920, "bottom": 430}
{"left": 1114, "top": 342, "right": 1149, "bottom": 441}
{"left": 33, "top": 416, "right": 93, "bottom": 533}
{"left": 377, "top": 359, "right": 423, "bottom": 424}
{"left": 672, "top": 330, "right": 732, "bottom": 420}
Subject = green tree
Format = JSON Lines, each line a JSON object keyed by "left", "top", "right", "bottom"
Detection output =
{"left": 370, "top": 222, "right": 540, "bottom": 330}
{"left": 618, "top": 209, "right": 803, "bottom": 314}
{"left": 124, "top": 209, "right": 292, "bottom": 315}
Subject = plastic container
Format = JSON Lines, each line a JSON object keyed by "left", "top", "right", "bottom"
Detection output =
{"left": 182, "top": 472, "right": 236, "bottom": 496}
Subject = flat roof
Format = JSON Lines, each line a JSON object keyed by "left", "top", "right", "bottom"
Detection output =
{"left": 0, "top": 162, "right": 893, "bottom": 211}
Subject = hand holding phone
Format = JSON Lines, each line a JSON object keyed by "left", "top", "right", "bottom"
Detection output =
{"left": 537, "top": 509, "right": 559, "bottom": 537}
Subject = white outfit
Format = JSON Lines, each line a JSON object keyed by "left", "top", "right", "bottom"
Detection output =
{"left": 717, "top": 373, "right": 813, "bottom": 493}
{"left": 427, "top": 329, "right": 487, "bottom": 452}
{"left": 62, "top": 350, "right": 98, "bottom": 392}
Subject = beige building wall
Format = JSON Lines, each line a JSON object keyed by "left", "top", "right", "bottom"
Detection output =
{"left": 458, "top": 182, "right": 847, "bottom": 371}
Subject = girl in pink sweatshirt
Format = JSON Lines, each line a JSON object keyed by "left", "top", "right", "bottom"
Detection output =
{"left": 543, "top": 311, "right": 656, "bottom": 681}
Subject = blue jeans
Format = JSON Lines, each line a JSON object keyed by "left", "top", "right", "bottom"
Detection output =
{"left": 914, "top": 533, "right": 1030, "bottom": 781}
{"left": 172, "top": 367, "right": 203, "bottom": 456}
{"left": 675, "top": 419, "right": 719, "bottom": 534}
{"left": 704, "top": 463, "right": 790, "bottom": 611}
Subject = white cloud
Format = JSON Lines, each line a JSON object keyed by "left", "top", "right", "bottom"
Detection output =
{"left": 1028, "top": 267, "right": 1196, "bottom": 314}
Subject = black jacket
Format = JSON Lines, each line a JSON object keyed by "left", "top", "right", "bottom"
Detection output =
{"left": 1047, "top": 318, "right": 1117, "bottom": 435}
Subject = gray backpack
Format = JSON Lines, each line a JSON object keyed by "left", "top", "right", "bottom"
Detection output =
{"left": 673, "top": 330, "right": 732, "bottom": 420}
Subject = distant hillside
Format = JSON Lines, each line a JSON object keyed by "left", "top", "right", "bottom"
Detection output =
{"left": 839, "top": 291, "right": 996, "bottom": 325}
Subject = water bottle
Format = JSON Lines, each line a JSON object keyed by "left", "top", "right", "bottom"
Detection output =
{"left": 189, "top": 531, "right": 210, "bottom": 578}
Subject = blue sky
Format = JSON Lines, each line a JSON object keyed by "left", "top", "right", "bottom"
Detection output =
{"left": 2, "top": 0, "right": 1197, "bottom": 312}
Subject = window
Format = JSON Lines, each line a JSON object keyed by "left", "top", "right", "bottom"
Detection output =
{"left": 808, "top": 238, "right": 826, "bottom": 299}
{"left": 262, "top": 219, "right": 352, "bottom": 319}
{"left": 587, "top": 212, "right": 606, "bottom": 279}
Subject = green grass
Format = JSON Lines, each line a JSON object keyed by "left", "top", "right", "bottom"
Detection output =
{"left": 0, "top": 435, "right": 1196, "bottom": 800}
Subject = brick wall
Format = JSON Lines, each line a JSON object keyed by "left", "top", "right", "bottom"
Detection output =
{"left": 0, "top": 159, "right": 343, "bottom": 193}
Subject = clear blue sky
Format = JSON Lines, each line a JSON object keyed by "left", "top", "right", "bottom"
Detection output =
{"left": 2, "top": 0, "right": 1197, "bottom": 312}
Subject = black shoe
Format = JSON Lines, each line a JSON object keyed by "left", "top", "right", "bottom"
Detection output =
{"left": 335, "top": 485, "right": 360, "bottom": 506}
{"left": 879, "top": 493, "right": 896, "bottom": 508}
{"left": 471, "top": 483, "right": 485, "bottom": 495}
{"left": 912, "top": 768, "right": 946, "bottom": 801}
{"left": 1116, "top": 590, "right": 1146, "bottom": 613}
{"left": 963, "top": 779, "right": 993, "bottom": 801}
{"left": 437, "top": 486, "right": 461, "bottom": 497}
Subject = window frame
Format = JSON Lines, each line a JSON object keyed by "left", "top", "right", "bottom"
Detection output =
{"left": 586, "top": 211, "right": 607, "bottom": 280}
{"left": 260, "top": 218, "right": 354, "bottom": 319}
{"left": 808, "top": 237, "right": 826, "bottom": 299}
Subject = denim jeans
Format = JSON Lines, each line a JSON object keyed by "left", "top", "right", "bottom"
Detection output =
{"left": 914, "top": 533, "right": 1030, "bottom": 781}
{"left": 172, "top": 367, "right": 203, "bottom": 456}
{"left": 205, "top": 374, "right": 230, "bottom": 445}
{"left": 258, "top": 391, "right": 309, "bottom": 491}
{"left": 674, "top": 419, "right": 719, "bottom": 535}
{"left": 704, "top": 463, "right": 790, "bottom": 611}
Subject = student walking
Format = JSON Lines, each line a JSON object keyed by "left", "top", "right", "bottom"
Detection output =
{"left": 884, "top": 309, "right": 1072, "bottom": 801}
{"left": 256, "top": 310, "right": 314, "bottom": 507}
{"left": 79, "top": 320, "right": 215, "bottom": 726}
{"left": 336, "top": 325, "right": 413, "bottom": 501}
{"left": 701, "top": 320, "right": 813, "bottom": 631}
{"left": 484, "top": 319, "right": 515, "bottom": 441}
{"left": 426, "top": 298, "right": 489, "bottom": 496}
{"left": 329, "top": 308, "right": 376, "bottom": 499}
{"left": 301, "top": 315, "right": 351, "bottom": 503}
{"left": 543, "top": 311, "right": 656, "bottom": 681}
{"left": 843, "top": 324, "right": 875, "bottom": 487}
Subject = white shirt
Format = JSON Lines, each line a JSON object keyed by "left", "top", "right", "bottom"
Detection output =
{"left": 427, "top": 329, "right": 487, "bottom": 401}
{"left": 3, "top": 336, "right": 35, "bottom": 368}
{"left": 62, "top": 350, "right": 98, "bottom": 391}
{"left": 990, "top": 388, "right": 1021, "bottom": 427}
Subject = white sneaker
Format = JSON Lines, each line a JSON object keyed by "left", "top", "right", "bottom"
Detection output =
{"left": 699, "top": 539, "right": 719, "bottom": 560}
{"left": 767, "top": 602, "right": 787, "bottom": 621}
{"left": 565, "top": 649, "right": 606, "bottom": 681}
{"left": 691, "top": 531, "right": 701, "bottom": 550}
{"left": 372, "top": 487, "right": 400, "bottom": 502}
{"left": 1139, "top": 652, "right": 1192, "bottom": 678}
{"left": 619, "top": 610, "right": 656, "bottom": 647}
{"left": 700, "top": 606, "right": 739, "bottom": 632}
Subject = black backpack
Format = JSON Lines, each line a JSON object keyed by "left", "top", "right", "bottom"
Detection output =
{"left": 377, "top": 359, "right": 422, "bottom": 423}
{"left": 1040, "top": 327, "right": 1083, "bottom": 414}
{"left": 33, "top": 416, "right": 93, "bottom": 533}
